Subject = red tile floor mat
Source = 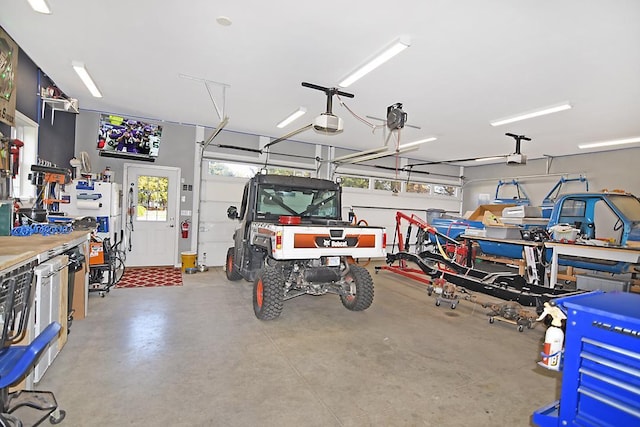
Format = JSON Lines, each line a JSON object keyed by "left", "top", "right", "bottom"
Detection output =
{"left": 115, "top": 266, "right": 183, "bottom": 288}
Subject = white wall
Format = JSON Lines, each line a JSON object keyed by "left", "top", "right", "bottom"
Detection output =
{"left": 462, "top": 147, "right": 640, "bottom": 212}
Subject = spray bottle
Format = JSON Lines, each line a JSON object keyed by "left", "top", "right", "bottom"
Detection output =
{"left": 536, "top": 302, "right": 567, "bottom": 371}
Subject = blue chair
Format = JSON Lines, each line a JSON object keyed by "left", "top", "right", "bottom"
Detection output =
{"left": 0, "top": 263, "right": 65, "bottom": 426}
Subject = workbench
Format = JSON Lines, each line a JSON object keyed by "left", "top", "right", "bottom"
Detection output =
{"left": 0, "top": 230, "right": 91, "bottom": 317}
{"left": 0, "top": 230, "right": 90, "bottom": 270}
{"left": 546, "top": 241, "right": 640, "bottom": 288}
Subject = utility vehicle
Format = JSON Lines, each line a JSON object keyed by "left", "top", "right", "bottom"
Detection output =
{"left": 226, "top": 173, "right": 386, "bottom": 320}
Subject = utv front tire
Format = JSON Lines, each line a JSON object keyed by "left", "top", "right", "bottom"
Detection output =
{"left": 340, "top": 265, "right": 374, "bottom": 311}
{"left": 225, "top": 248, "right": 242, "bottom": 281}
{"left": 253, "top": 266, "right": 284, "bottom": 320}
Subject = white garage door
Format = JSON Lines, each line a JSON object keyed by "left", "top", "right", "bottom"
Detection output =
{"left": 198, "top": 170, "right": 462, "bottom": 266}
{"left": 198, "top": 173, "right": 247, "bottom": 266}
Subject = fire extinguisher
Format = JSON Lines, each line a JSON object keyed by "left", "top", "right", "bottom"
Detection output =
{"left": 181, "top": 219, "right": 190, "bottom": 238}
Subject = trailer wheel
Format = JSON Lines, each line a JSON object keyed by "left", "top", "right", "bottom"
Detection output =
{"left": 340, "top": 265, "right": 374, "bottom": 311}
{"left": 225, "top": 248, "right": 242, "bottom": 281}
{"left": 253, "top": 266, "right": 284, "bottom": 320}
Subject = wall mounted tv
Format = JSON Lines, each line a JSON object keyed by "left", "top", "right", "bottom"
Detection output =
{"left": 97, "top": 114, "right": 163, "bottom": 162}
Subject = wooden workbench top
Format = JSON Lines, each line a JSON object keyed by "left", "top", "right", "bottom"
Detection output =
{"left": 0, "top": 230, "right": 90, "bottom": 271}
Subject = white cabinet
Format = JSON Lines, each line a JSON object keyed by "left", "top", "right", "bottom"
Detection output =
{"left": 29, "top": 255, "right": 68, "bottom": 384}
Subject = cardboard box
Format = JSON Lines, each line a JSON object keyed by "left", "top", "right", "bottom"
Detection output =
{"left": 89, "top": 241, "right": 104, "bottom": 265}
{"left": 72, "top": 267, "right": 86, "bottom": 320}
{"left": 465, "top": 204, "right": 515, "bottom": 221}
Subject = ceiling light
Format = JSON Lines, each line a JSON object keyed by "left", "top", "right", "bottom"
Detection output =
{"left": 276, "top": 107, "right": 306, "bottom": 128}
{"left": 72, "top": 61, "right": 102, "bottom": 98}
{"left": 578, "top": 136, "right": 640, "bottom": 149}
{"left": 490, "top": 103, "right": 572, "bottom": 127}
{"left": 216, "top": 16, "right": 232, "bottom": 26}
{"left": 338, "top": 35, "right": 411, "bottom": 88}
{"left": 397, "top": 137, "right": 437, "bottom": 150}
{"left": 27, "top": 0, "right": 51, "bottom": 14}
{"left": 474, "top": 156, "right": 505, "bottom": 162}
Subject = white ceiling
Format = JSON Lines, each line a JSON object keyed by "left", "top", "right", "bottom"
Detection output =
{"left": 1, "top": 0, "right": 639, "bottom": 165}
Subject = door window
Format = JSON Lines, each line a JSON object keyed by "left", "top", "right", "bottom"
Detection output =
{"left": 136, "top": 175, "right": 168, "bottom": 222}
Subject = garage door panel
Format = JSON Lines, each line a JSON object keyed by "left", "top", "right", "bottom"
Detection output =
{"left": 198, "top": 173, "right": 246, "bottom": 266}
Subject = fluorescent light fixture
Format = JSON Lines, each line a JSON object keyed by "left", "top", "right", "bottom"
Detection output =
{"left": 332, "top": 146, "right": 388, "bottom": 163}
{"left": 72, "top": 61, "right": 102, "bottom": 98}
{"left": 578, "top": 136, "right": 640, "bottom": 149}
{"left": 397, "top": 137, "right": 437, "bottom": 150}
{"left": 27, "top": 0, "right": 51, "bottom": 14}
{"left": 475, "top": 156, "right": 505, "bottom": 162}
{"left": 338, "top": 35, "right": 411, "bottom": 88}
{"left": 490, "top": 103, "right": 572, "bottom": 127}
{"left": 276, "top": 107, "right": 307, "bottom": 128}
{"left": 347, "top": 146, "right": 418, "bottom": 164}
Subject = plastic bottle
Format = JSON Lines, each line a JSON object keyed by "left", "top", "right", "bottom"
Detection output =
{"left": 103, "top": 167, "right": 112, "bottom": 182}
{"left": 536, "top": 302, "right": 567, "bottom": 371}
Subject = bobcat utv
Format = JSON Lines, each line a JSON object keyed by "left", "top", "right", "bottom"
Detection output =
{"left": 226, "top": 173, "right": 386, "bottom": 320}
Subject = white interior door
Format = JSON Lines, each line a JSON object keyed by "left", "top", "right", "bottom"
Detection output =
{"left": 124, "top": 164, "right": 180, "bottom": 267}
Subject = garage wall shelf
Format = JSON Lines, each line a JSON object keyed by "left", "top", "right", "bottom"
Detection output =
{"left": 41, "top": 97, "right": 79, "bottom": 125}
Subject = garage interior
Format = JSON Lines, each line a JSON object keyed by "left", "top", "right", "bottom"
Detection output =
{"left": 1, "top": 1, "right": 640, "bottom": 426}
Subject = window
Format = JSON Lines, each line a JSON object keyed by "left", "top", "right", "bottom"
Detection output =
{"left": 340, "top": 176, "right": 369, "bottom": 189}
{"left": 136, "top": 175, "right": 168, "bottom": 221}
{"left": 433, "top": 185, "right": 457, "bottom": 197}
{"left": 207, "top": 161, "right": 311, "bottom": 178}
{"left": 374, "top": 179, "right": 401, "bottom": 192}
{"left": 257, "top": 185, "right": 339, "bottom": 219}
{"left": 560, "top": 199, "right": 586, "bottom": 217}
{"left": 207, "top": 161, "right": 259, "bottom": 178}
{"left": 266, "top": 168, "right": 310, "bottom": 177}
{"left": 9, "top": 111, "right": 38, "bottom": 200}
{"left": 406, "top": 182, "right": 430, "bottom": 194}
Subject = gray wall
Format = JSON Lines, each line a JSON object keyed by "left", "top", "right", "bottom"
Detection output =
{"left": 462, "top": 147, "right": 640, "bottom": 212}
{"left": 75, "top": 110, "right": 197, "bottom": 253}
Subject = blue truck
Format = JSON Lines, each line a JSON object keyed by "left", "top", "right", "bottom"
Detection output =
{"left": 430, "top": 191, "right": 640, "bottom": 274}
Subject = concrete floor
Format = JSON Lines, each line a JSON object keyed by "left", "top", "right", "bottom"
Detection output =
{"left": 37, "top": 263, "right": 560, "bottom": 426}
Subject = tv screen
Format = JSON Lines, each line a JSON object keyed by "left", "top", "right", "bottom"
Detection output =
{"left": 97, "top": 114, "right": 162, "bottom": 162}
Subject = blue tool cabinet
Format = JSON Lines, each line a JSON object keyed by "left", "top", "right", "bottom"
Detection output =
{"left": 533, "top": 291, "right": 640, "bottom": 427}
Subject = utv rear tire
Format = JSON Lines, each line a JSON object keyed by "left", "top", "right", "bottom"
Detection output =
{"left": 340, "top": 265, "right": 374, "bottom": 311}
{"left": 253, "top": 266, "right": 284, "bottom": 320}
{"left": 225, "top": 248, "right": 242, "bottom": 281}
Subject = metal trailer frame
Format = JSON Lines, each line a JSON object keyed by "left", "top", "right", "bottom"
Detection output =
{"left": 377, "top": 210, "right": 579, "bottom": 311}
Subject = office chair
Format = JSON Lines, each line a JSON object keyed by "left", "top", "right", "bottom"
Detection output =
{"left": 0, "top": 263, "right": 65, "bottom": 426}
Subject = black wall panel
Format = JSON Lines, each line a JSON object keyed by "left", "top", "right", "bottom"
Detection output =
{"left": 38, "top": 105, "right": 76, "bottom": 168}
{"left": 15, "top": 48, "right": 39, "bottom": 123}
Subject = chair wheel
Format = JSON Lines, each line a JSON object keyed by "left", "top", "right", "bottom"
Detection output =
{"left": 50, "top": 409, "right": 66, "bottom": 424}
